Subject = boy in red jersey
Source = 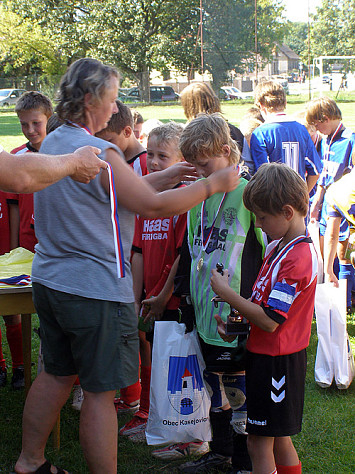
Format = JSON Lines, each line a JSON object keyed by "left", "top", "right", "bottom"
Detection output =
{"left": 8, "top": 91, "right": 53, "bottom": 252}
{"left": 2, "top": 92, "right": 52, "bottom": 390}
{"left": 211, "top": 163, "right": 318, "bottom": 474}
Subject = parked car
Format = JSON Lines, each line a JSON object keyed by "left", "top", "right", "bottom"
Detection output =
{"left": 221, "top": 86, "right": 253, "bottom": 100}
{"left": 118, "top": 90, "right": 140, "bottom": 103}
{"left": 126, "top": 86, "right": 179, "bottom": 102}
{"left": 219, "top": 88, "right": 232, "bottom": 100}
{"left": 322, "top": 74, "right": 331, "bottom": 84}
{"left": 0, "top": 89, "right": 26, "bottom": 107}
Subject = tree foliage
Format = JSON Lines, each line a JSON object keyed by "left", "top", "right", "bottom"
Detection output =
{"left": 0, "top": 3, "right": 65, "bottom": 75}
{"left": 283, "top": 21, "right": 308, "bottom": 57}
{"left": 202, "top": 0, "right": 285, "bottom": 90}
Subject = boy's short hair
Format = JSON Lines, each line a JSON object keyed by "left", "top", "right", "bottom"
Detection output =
{"left": 254, "top": 80, "right": 286, "bottom": 112}
{"left": 15, "top": 91, "right": 53, "bottom": 118}
{"left": 243, "top": 106, "right": 265, "bottom": 123}
{"left": 148, "top": 121, "right": 184, "bottom": 157}
{"left": 179, "top": 113, "right": 240, "bottom": 166}
{"left": 305, "top": 97, "right": 342, "bottom": 124}
{"left": 46, "top": 113, "right": 64, "bottom": 134}
{"left": 180, "top": 82, "right": 221, "bottom": 121}
{"left": 239, "top": 118, "right": 263, "bottom": 141}
{"left": 105, "top": 99, "right": 134, "bottom": 134}
{"left": 132, "top": 109, "right": 143, "bottom": 125}
{"left": 243, "top": 163, "right": 309, "bottom": 217}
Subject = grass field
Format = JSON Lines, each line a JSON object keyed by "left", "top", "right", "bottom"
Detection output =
{"left": 1, "top": 103, "right": 355, "bottom": 473}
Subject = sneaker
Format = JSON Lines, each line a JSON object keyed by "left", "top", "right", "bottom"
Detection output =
{"left": 114, "top": 397, "right": 140, "bottom": 415}
{"left": 119, "top": 411, "right": 148, "bottom": 437}
{"left": 152, "top": 441, "right": 209, "bottom": 460}
{"left": 128, "top": 429, "right": 147, "bottom": 443}
{"left": 72, "top": 385, "right": 84, "bottom": 411}
{"left": 179, "top": 451, "right": 232, "bottom": 473}
{"left": 0, "top": 366, "right": 7, "bottom": 387}
{"left": 11, "top": 366, "right": 24, "bottom": 390}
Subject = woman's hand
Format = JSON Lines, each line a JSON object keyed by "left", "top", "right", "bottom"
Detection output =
{"left": 206, "top": 166, "right": 240, "bottom": 195}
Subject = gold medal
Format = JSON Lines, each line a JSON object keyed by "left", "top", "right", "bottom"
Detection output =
{"left": 197, "top": 257, "right": 204, "bottom": 272}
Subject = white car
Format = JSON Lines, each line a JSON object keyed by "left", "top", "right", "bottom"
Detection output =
{"left": 0, "top": 89, "right": 27, "bottom": 107}
{"left": 221, "top": 86, "right": 253, "bottom": 100}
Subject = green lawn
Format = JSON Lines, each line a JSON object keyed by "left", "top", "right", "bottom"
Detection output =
{"left": 1, "top": 103, "right": 355, "bottom": 473}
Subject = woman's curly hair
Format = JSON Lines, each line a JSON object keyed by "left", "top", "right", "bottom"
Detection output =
{"left": 56, "top": 58, "right": 118, "bottom": 123}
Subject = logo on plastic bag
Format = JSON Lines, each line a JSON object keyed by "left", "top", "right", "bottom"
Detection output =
{"left": 167, "top": 355, "right": 206, "bottom": 415}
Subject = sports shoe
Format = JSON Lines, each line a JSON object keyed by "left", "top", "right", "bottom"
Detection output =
{"left": 128, "top": 429, "right": 147, "bottom": 443}
{"left": 178, "top": 451, "right": 232, "bottom": 473}
{"left": 72, "top": 385, "right": 84, "bottom": 411}
{"left": 11, "top": 366, "right": 24, "bottom": 390}
{"left": 152, "top": 441, "right": 209, "bottom": 460}
{"left": 0, "top": 366, "right": 7, "bottom": 387}
{"left": 114, "top": 397, "right": 140, "bottom": 415}
{"left": 119, "top": 410, "right": 148, "bottom": 437}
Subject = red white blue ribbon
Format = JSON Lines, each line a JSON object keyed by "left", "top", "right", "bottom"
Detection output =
{"left": 251, "top": 233, "right": 309, "bottom": 300}
{"left": 0, "top": 275, "right": 31, "bottom": 286}
{"left": 107, "top": 162, "right": 125, "bottom": 278}
{"left": 67, "top": 121, "right": 125, "bottom": 278}
{"left": 201, "top": 192, "right": 227, "bottom": 251}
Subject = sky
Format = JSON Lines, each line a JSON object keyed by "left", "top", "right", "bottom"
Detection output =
{"left": 283, "top": 0, "right": 322, "bottom": 22}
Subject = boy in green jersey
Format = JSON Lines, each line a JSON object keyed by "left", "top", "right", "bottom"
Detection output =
{"left": 178, "top": 113, "right": 264, "bottom": 473}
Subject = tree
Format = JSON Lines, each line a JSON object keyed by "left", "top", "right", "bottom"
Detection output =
{"left": 283, "top": 21, "right": 308, "bottom": 57}
{"left": 202, "top": 0, "right": 285, "bottom": 91}
{"left": 0, "top": 3, "right": 64, "bottom": 75}
{"left": 85, "top": 0, "right": 200, "bottom": 100}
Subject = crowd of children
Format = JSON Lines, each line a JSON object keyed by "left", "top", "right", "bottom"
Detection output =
{"left": 2, "top": 78, "right": 354, "bottom": 474}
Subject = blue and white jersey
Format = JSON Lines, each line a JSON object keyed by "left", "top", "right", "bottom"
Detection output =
{"left": 318, "top": 126, "right": 355, "bottom": 189}
{"left": 250, "top": 114, "right": 322, "bottom": 180}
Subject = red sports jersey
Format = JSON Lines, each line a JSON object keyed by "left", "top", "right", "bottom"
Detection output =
{"left": 128, "top": 150, "right": 148, "bottom": 176}
{"left": 0, "top": 191, "right": 10, "bottom": 255}
{"left": 248, "top": 236, "right": 318, "bottom": 356}
{"left": 132, "top": 208, "right": 187, "bottom": 311}
{"left": 8, "top": 143, "right": 37, "bottom": 252}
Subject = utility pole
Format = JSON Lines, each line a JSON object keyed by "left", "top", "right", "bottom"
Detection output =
{"left": 255, "top": 0, "right": 258, "bottom": 84}
{"left": 200, "top": 0, "right": 204, "bottom": 79}
{"left": 308, "top": 0, "right": 311, "bottom": 100}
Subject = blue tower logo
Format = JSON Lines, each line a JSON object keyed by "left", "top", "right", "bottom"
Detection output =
{"left": 167, "top": 354, "right": 206, "bottom": 415}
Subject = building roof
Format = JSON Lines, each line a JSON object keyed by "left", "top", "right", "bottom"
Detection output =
{"left": 277, "top": 43, "right": 300, "bottom": 60}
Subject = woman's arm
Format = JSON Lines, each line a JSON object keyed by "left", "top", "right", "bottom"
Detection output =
{"left": 101, "top": 149, "right": 240, "bottom": 218}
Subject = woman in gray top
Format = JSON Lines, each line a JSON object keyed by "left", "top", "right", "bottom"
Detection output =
{"left": 15, "top": 58, "right": 240, "bottom": 474}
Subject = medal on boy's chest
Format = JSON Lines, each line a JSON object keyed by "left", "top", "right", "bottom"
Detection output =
{"left": 197, "top": 193, "right": 226, "bottom": 272}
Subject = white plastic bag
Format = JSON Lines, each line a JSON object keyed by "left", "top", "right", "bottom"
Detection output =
{"left": 146, "top": 321, "right": 212, "bottom": 445}
{"left": 314, "top": 280, "right": 354, "bottom": 389}
{"left": 307, "top": 221, "right": 324, "bottom": 283}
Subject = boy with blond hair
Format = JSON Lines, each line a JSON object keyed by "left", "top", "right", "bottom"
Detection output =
{"left": 211, "top": 163, "right": 318, "bottom": 474}
{"left": 306, "top": 96, "right": 355, "bottom": 309}
{"left": 120, "top": 122, "right": 210, "bottom": 458}
{"left": 250, "top": 80, "right": 322, "bottom": 191}
{"left": 178, "top": 113, "right": 264, "bottom": 473}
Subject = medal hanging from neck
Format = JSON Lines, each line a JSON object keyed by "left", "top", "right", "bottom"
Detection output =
{"left": 197, "top": 192, "right": 227, "bottom": 272}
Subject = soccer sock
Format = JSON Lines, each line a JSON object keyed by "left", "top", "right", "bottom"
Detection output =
{"left": 120, "top": 380, "right": 141, "bottom": 405}
{"left": 139, "top": 365, "right": 151, "bottom": 415}
{"left": 0, "top": 328, "right": 6, "bottom": 369}
{"left": 74, "top": 376, "right": 80, "bottom": 386}
{"left": 276, "top": 461, "right": 302, "bottom": 474}
{"left": 339, "top": 263, "right": 354, "bottom": 307}
{"left": 222, "top": 373, "right": 247, "bottom": 411}
{"left": 232, "top": 432, "right": 252, "bottom": 471}
{"left": 5, "top": 322, "right": 23, "bottom": 370}
{"left": 209, "top": 407, "right": 233, "bottom": 457}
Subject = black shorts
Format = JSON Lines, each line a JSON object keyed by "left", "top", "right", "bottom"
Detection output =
{"left": 246, "top": 349, "right": 307, "bottom": 437}
{"left": 198, "top": 335, "right": 247, "bottom": 373}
